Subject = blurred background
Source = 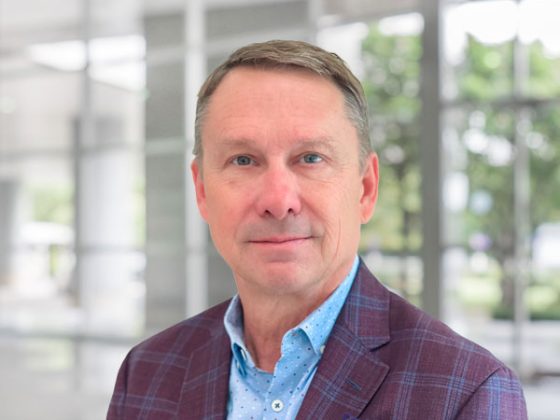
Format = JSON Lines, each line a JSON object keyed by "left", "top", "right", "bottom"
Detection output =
{"left": 0, "top": 0, "right": 559, "bottom": 418}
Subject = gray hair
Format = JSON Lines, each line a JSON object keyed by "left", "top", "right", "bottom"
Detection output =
{"left": 194, "top": 40, "right": 371, "bottom": 167}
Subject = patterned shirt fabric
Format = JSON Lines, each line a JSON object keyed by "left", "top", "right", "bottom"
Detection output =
{"left": 223, "top": 256, "right": 360, "bottom": 420}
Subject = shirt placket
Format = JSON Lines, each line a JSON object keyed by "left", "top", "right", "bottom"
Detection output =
{"left": 263, "top": 329, "right": 317, "bottom": 419}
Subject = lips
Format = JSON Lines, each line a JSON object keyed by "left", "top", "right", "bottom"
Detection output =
{"left": 248, "top": 236, "right": 312, "bottom": 257}
{"left": 240, "top": 219, "right": 316, "bottom": 246}
{"left": 249, "top": 236, "right": 311, "bottom": 244}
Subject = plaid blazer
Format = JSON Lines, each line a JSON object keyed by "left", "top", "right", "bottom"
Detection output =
{"left": 107, "top": 261, "right": 527, "bottom": 419}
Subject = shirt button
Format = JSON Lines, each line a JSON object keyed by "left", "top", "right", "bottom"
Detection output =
{"left": 320, "top": 345, "right": 326, "bottom": 354}
{"left": 271, "top": 399, "right": 284, "bottom": 412}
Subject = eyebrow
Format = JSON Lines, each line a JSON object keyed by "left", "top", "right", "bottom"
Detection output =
{"left": 214, "top": 136, "right": 339, "bottom": 154}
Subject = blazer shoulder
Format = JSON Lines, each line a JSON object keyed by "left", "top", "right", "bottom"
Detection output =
{"left": 107, "top": 300, "right": 232, "bottom": 419}
{"left": 386, "top": 290, "right": 511, "bottom": 379}
{"left": 130, "top": 299, "right": 231, "bottom": 358}
{"left": 346, "top": 264, "right": 527, "bottom": 419}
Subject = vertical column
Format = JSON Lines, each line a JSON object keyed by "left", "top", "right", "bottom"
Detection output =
{"left": 73, "top": 0, "right": 93, "bottom": 309}
{"left": 0, "top": 180, "right": 20, "bottom": 285}
{"left": 512, "top": 3, "right": 530, "bottom": 375}
{"left": 76, "top": 121, "right": 136, "bottom": 333}
{"left": 144, "top": 6, "right": 210, "bottom": 331}
{"left": 512, "top": 108, "right": 530, "bottom": 376}
{"left": 73, "top": 0, "right": 138, "bottom": 334}
{"left": 144, "top": 12, "right": 188, "bottom": 331}
{"left": 184, "top": 0, "right": 208, "bottom": 318}
{"left": 307, "top": 0, "right": 323, "bottom": 42}
{"left": 419, "top": 0, "right": 444, "bottom": 319}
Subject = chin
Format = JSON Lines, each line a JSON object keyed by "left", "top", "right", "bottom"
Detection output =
{"left": 253, "top": 266, "right": 313, "bottom": 293}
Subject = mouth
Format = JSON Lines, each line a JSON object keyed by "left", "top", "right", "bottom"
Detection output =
{"left": 249, "top": 236, "right": 311, "bottom": 244}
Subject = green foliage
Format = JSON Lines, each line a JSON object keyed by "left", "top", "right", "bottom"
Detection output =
{"left": 528, "top": 106, "right": 560, "bottom": 226}
{"left": 360, "top": 25, "right": 422, "bottom": 253}
{"left": 29, "top": 184, "right": 73, "bottom": 226}
{"left": 457, "top": 37, "right": 513, "bottom": 100}
{"left": 359, "top": 21, "right": 560, "bottom": 314}
{"left": 527, "top": 42, "right": 560, "bottom": 98}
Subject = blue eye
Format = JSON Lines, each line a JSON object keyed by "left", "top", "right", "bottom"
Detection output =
{"left": 302, "top": 154, "right": 323, "bottom": 164}
{"left": 233, "top": 155, "right": 253, "bottom": 166}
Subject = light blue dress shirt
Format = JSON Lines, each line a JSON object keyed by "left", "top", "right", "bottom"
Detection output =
{"left": 223, "top": 256, "right": 359, "bottom": 419}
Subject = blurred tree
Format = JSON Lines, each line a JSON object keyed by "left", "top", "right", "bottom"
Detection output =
{"left": 360, "top": 25, "right": 560, "bottom": 315}
{"left": 31, "top": 185, "right": 73, "bottom": 225}
{"left": 360, "top": 25, "right": 422, "bottom": 298}
{"left": 457, "top": 37, "right": 560, "bottom": 313}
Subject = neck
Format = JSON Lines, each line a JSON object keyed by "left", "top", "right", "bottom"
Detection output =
{"left": 238, "top": 282, "right": 339, "bottom": 373}
{"left": 242, "top": 297, "right": 309, "bottom": 372}
{"left": 234, "top": 258, "right": 357, "bottom": 373}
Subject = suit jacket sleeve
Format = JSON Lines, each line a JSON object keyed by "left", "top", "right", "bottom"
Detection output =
{"left": 456, "top": 367, "right": 527, "bottom": 419}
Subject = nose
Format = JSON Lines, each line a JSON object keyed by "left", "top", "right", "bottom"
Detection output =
{"left": 255, "top": 165, "right": 302, "bottom": 219}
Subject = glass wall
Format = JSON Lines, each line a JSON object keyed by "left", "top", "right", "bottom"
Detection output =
{"left": 0, "top": 2, "right": 145, "bottom": 417}
{"left": 0, "top": 0, "right": 145, "bottom": 337}
{"left": 441, "top": 0, "right": 560, "bottom": 379}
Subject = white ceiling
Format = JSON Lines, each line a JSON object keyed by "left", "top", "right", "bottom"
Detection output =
{"left": 0, "top": 0, "right": 417, "bottom": 50}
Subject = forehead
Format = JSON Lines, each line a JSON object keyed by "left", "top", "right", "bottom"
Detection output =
{"left": 218, "top": 66, "right": 342, "bottom": 101}
{"left": 203, "top": 67, "right": 349, "bottom": 134}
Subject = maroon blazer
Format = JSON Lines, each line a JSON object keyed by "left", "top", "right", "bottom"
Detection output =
{"left": 107, "top": 261, "right": 527, "bottom": 419}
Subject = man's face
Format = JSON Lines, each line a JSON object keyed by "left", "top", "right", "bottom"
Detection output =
{"left": 192, "top": 67, "right": 378, "bottom": 299}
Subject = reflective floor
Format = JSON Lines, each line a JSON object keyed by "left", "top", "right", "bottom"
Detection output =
{"left": 0, "top": 333, "right": 558, "bottom": 420}
{"left": 0, "top": 335, "right": 129, "bottom": 420}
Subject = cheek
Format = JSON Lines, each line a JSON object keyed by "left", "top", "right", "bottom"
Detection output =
{"left": 308, "top": 178, "right": 362, "bottom": 219}
{"left": 313, "top": 192, "right": 359, "bottom": 240}
{"left": 340, "top": 182, "right": 364, "bottom": 217}
{"left": 205, "top": 187, "right": 248, "bottom": 238}
{"left": 207, "top": 212, "right": 239, "bottom": 261}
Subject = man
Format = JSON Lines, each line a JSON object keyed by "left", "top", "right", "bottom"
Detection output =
{"left": 108, "top": 40, "right": 527, "bottom": 419}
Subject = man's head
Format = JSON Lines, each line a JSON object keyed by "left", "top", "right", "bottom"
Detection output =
{"left": 191, "top": 40, "right": 379, "bottom": 301}
{"left": 194, "top": 40, "right": 372, "bottom": 169}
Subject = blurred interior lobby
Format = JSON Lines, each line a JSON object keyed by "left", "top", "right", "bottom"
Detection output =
{"left": 1, "top": 0, "right": 559, "bottom": 418}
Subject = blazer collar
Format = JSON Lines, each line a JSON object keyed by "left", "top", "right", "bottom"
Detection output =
{"left": 338, "top": 258, "right": 391, "bottom": 349}
{"left": 177, "top": 311, "right": 231, "bottom": 420}
{"left": 296, "top": 259, "right": 391, "bottom": 419}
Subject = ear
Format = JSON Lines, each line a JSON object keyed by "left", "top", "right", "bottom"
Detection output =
{"left": 359, "top": 153, "right": 379, "bottom": 224}
{"left": 191, "top": 159, "right": 208, "bottom": 221}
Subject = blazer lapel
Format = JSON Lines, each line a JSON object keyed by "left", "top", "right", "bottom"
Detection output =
{"left": 297, "top": 261, "right": 392, "bottom": 419}
{"left": 177, "top": 330, "right": 231, "bottom": 420}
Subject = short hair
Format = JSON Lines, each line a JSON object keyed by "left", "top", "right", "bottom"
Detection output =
{"left": 194, "top": 39, "right": 371, "bottom": 167}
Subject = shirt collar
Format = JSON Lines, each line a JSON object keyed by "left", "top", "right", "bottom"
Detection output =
{"left": 296, "top": 256, "right": 359, "bottom": 354}
{"left": 223, "top": 294, "right": 251, "bottom": 375}
{"left": 224, "top": 256, "right": 360, "bottom": 372}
